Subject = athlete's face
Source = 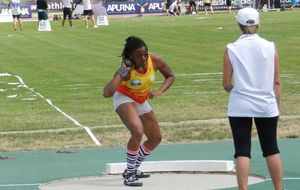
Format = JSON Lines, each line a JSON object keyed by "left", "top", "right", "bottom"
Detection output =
{"left": 130, "top": 46, "right": 148, "bottom": 68}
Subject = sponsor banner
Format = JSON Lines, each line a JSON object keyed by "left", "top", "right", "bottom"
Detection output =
{"left": 11, "top": 0, "right": 101, "bottom": 12}
{"left": 197, "top": 0, "right": 251, "bottom": 10}
{"left": 28, "top": 0, "right": 65, "bottom": 11}
{"left": 0, "top": 14, "right": 12, "bottom": 22}
{"left": 103, "top": 1, "right": 164, "bottom": 15}
{"left": 0, "top": 5, "right": 32, "bottom": 18}
{"left": 38, "top": 19, "right": 52, "bottom": 31}
{"left": 96, "top": 15, "right": 109, "bottom": 25}
{"left": 0, "top": 0, "right": 297, "bottom": 17}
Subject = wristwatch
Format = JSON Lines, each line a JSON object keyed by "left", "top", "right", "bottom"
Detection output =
{"left": 118, "top": 67, "right": 129, "bottom": 78}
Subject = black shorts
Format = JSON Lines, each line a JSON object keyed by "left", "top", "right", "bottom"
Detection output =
{"left": 189, "top": 0, "right": 196, "bottom": 6}
{"left": 226, "top": 0, "right": 232, "bottom": 6}
{"left": 12, "top": 14, "right": 20, "bottom": 19}
{"left": 229, "top": 116, "right": 280, "bottom": 159}
{"left": 168, "top": 10, "right": 176, "bottom": 15}
{"left": 38, "top": 10, "right": 48, "bottom": 20}
{"left": 83, "top": 9, "right": 93, "bottom": 16}
{"left": 204, "top": 3, "right": 211, "bottom": 6}
{"left": 166, "top": 3, "right": 171, "bottom": 9}
{"left": 63, "top": 7, "right": 73, "bottom": 19}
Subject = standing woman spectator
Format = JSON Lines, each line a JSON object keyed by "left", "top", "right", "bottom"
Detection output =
{"left": 61, "top": 0, "right": 73, "bottom": 28}
{"left": 81, "top": 0, "right": 97, "bottom": 28}
{"left": 189, "top": 0, "right": 198, "bottom": 14}
{"left": 204, "top": 0, "right": 214, "bottom": 15}
{"left": 165, "top": 0, "right": 173, "bottom": 14}
{"left": 226, "top": 0, "right": 232, "bottom": 13}
{"left": 8, "top": 0, "right": 23, "bottom": 31}
{"left": 223, "top": 8, "right": 283, "bottom": 190}
{"left": 103, "top": 36, "right": 174, "bottom": 186}
{"left": 37, "top": 0, "right": 48, "bottom": 21}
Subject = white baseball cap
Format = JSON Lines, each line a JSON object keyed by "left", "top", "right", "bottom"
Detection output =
{"left": 236, "top": 7, "right": 259, "bottom": 26}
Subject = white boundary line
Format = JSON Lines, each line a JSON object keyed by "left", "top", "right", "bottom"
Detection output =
{"left": 176, "top": 72, "right": 222, "bottom": 76}
{"left": 14, "top": 75, "right": 101, "bottom": 146}
{"left": 0, "top": 183, "right": 40, "bottom": 187}
{"left": 283, "top": 177, "right": 300, "bottom": 180}
{"left": 1, "top": 73, "right": 101, "bottom": 146}
{"left": 0, "top": 115, "right": 300, "bottom": 135}
{"left": 266, "top": 177, "right": 300, "bottom": 181}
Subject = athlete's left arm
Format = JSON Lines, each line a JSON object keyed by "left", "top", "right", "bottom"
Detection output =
{"left": 223, "top": 48, "right": 233, "bottom": 92}
{"left": 274, "top": 49, "right": 281, "bottom": 111}
{"left": 148, "top": 53, "right": 174, "bottom": 99}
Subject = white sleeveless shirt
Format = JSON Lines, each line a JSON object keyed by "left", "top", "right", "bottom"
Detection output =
{"left": 82, "top": 0, "right": 92, "bottom": 10}
{"left": 226, "top": 34, "right": 279, "bottom": 117}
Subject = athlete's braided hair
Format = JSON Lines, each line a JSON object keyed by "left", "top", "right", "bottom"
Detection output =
{"left": 121, "top": 36, "right": 148, "bottom": 60}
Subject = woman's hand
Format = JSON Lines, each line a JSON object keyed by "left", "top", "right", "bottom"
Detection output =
{"left": 148, "top": 90, "right": 162, "bottom": 99}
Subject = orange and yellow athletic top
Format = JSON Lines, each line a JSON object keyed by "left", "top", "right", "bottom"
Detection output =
{"left": 117, "top": 54, "right": 156, "bottom": 104}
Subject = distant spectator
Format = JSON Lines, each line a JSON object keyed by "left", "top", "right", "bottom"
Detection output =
{"left": 165, "top": 0, "right": 173, "bottom": 13}
{"left": 189, "top": 0, "right": 198, "bottom": 14}
{"left": 291, "top": 0, "right": 299, "bottom": 10}
{"left": 36, "top": 0, "right": 48, "bottom": 21}
{"left": 168, "top": 0, "right": 180, "bottom": 16}
{"left": 204, "top": 0, "right": 214, "bottom": 15}
{"left": 226, "top": 0, "right": 232, "bottom": 13}
{"left": 62, "top": 0, "right": 73, "bottom": 27}
{"left": 81, "top": 0, "right": 97, "bottom": 29}
{"left": 8, "top": 0, "right": 23, "bottom": 31}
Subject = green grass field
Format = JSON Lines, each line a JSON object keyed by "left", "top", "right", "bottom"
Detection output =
{"left": 0, "top": 11, "right": 299, "bottom": 151}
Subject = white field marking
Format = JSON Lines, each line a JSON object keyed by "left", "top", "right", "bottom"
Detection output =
{"left": 172, "top": 85, "right": 203, "bottom": 88}
{"left": 193, "top": 79, "right": 220, "bottom": 82}
{"left": 0, "top": 89, "right": 8, "bottom": 92}
{"left": 71, "top": 93, "right": 91, "bottom": 96}
{"left": 12, "top": 74, "right": 101, "bottom": 146}
{"left": 65, "top": 84, "right": 91, "bottom": 87}
{"left": 194, "top": 17, "right": 209, "bottom": 20}
{"left": 176, "top": 73, "right": 222, "bottom": 77}
{"left": 7, "top": 94, "right": 18, "bottom": 98}
{"left": 281, "top": 73, "right": 296, "bottom": 77}
{"left": 177, "top": 72, "right": 297, "bottom": 79}
{"left": 285, "top": 81, "right": 300, "bottom": 84}
{"left": 69, "top": 87, "right": 90, "bottom": 90}
{"left": 0, "top": 115, "right": 300, "bottom": 135}
{"left": 0, "top": 183, "right": 40, "bottom": 187}
{"left": 8, "top": 82, "right": 20, "bottom": 85}
{"left": 266, "top": 177, "right": 300, "bottom": 181}
{"left": 182, "top": 92, "right": 219, "bottom": 95}
{"left": 283, "top": 177, "right": 300, "bottom": 180}
{"left": 7, "top": 34, "right": 16, "bottom": 38}
{"left": 22, "top": 98, "right": 37, "bottom": 101}
{"left": 0, "top": 73, "right": 12, "bottom": 77}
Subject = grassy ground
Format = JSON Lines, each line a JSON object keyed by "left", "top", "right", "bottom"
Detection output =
{"left": 0, "top": 11, "right": 299, "bottom": 151}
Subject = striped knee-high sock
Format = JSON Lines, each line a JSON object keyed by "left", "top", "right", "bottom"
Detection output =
{"left": 135, "top": 144, "right": 152, "bottom": 169}
{"left": 126, "top": 149, "right": 138, "bottom": 174}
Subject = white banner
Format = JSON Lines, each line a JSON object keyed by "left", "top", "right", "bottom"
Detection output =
{"left": 96, "top": 15, "right": 109, "bottom": 26}
{"left": 38, "top": 20, "right": 52, "bottom": 31}
{"left": 0, "top": 14, "right": 13, "bottom": 22}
